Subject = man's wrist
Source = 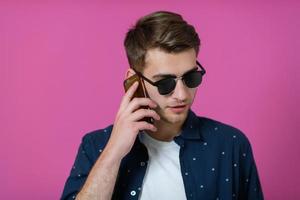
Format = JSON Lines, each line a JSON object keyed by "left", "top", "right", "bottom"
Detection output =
{"left": 99, "top": 144, "right": 123, "bottom": 168}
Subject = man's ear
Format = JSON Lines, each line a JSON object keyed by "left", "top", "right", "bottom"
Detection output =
{"left": 125, "top": 68, "right": 136, "bottom": 79}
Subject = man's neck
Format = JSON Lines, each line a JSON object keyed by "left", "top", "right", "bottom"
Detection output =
{"left": 145, "top": 118, "right": 184, "bottom": 142}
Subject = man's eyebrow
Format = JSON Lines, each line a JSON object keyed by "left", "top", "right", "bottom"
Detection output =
{"left": 152, "top": 66, "right": 198, "bottom": 79}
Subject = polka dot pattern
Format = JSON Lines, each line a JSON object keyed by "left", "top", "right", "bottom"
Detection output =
{"left": 61, "top": 111, "right": 263, "bottom": 199}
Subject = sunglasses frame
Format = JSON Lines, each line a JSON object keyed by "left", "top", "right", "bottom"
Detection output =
{"left": 131, "top": 61, "right": 206, "bottom": 95}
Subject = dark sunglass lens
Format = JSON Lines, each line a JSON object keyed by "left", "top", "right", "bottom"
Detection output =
{"left": 157, "top": 78, "right": 176, "bottom": 95}
{"left": 184, "top": 71, "right": 202, "bottom": 88}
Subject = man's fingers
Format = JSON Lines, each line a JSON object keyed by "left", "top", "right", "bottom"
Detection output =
{"left": 125, "top": 98, "right": 157, "bottom": 113}
{"left": 134, "top": 121, "right": 157, "bottom": 132}
{"left": 130, "top": 108, "right": 160, "bottom": 121}
{"left": 120, "top": 81, "right": 139, "bottom": 110}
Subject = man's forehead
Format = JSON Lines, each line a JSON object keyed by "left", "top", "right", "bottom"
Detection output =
{"left": 143, "top": 48, "right": 197, "bottom": 79}
{"left": 143, "top": 60, "right": 197, "bottom": 80}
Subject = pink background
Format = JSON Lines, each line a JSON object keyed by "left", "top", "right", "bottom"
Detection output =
{"left": 1, "top": 1, "right": 299, "bottom": 199}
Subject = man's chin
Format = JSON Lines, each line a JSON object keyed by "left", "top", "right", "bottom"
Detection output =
{"left": 161, "top": 109, "right": 189, "bottom": 124}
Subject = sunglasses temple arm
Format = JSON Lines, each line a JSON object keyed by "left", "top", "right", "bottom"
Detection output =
{"left": 131, "top": 67, "right": 157, "bottom": 86}
{"left": 197, "top": 60, "right": 206, "bottom": 75}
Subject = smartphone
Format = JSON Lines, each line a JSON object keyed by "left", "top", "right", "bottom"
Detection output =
{"left": 123, "top": 74, "right": 154, "bottom": 124}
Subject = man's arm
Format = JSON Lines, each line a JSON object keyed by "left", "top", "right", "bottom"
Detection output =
{"left": 61, "top": 81, "right": 160, "bottom": 200}
{"left": 75, "top": 143, "right": 121, "bottom": 200}
{"left": 239, "top": 136, "right": 264, "bottom": 200}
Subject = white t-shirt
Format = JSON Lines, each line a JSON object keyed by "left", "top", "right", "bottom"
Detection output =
{"left": 138, "top": 131, "right": 187, "bottom": 200}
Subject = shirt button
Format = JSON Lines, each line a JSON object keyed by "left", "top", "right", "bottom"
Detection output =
{"left": 130, "top": 190, "right": 136, "bottom": 196}
{"left": 140, "top": 162, "right": 145, "bottom": 166}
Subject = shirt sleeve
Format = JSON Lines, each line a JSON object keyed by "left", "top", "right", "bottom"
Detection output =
{"left": 60, "top": 135, "right": 95, "bottom": 200}
{"left": 239, "top": 137, "right": 264, "bottom": 200}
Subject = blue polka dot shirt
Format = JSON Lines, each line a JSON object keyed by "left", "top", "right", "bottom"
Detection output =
{"left": 61, "top": 110, "right": 264, "bottom": 200}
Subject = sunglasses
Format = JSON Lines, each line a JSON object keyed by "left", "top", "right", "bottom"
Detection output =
{"left": 132, "top": 61, "right": 206, "bottom": 95}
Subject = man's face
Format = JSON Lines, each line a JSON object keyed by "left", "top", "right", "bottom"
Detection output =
{"left": 141, "top": 48, "right": 198, "bottom": 125}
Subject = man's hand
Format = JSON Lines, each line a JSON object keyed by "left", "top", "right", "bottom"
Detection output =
{"left": 106, "top": 81, "right": 160, "bottom": 160}
{"left": 76, "top": 81, "right": 160, "bottom": 200}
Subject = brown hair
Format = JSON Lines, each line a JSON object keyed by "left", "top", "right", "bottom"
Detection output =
{"left": 124, "top": 11, "right": 200, "bottom": 72}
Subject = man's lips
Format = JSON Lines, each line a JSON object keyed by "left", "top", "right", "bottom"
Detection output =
{"left": 168, "top": 104, "right": 188, "bottom": 113}
{"left": 169, "top": 104, "right": 187, "bottom": 108}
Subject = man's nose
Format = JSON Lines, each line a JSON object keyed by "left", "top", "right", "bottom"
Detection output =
{"left": 172, "top": 79, "right": 188, "bottom": 101}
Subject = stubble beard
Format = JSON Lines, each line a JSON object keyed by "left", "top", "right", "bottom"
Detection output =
{"left": 156, "top": 105, "right": 190, "bottom": 125}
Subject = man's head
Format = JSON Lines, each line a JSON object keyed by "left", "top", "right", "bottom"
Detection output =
{"left": 124, "top": 11, "right": 202, "bottom": 126}
{"left": 124, "top": 11, "right": 200, "bottom": 72}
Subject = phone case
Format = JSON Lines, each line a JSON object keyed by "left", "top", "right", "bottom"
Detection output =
{"left": 123, "top": 74, "right": 154, "bottom": 124}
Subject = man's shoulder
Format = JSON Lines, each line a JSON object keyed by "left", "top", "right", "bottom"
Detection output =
{"left": 81, "top": 124, "right": 114, "bottom": 148}
{"left": 195, "top": 115, "right": 251, "bottom": 147}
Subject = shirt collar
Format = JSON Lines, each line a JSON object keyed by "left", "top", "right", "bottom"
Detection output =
{"left": 178, "top": 109, "right": 203, "bottom": 141}
{"left": 135, "top": 109, "right": 203, "bottom": 150}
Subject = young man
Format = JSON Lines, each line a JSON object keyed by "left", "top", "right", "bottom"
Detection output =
{"left": 61, "top": 11, "right": 263, "bottom": 200}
